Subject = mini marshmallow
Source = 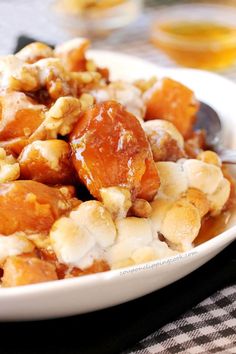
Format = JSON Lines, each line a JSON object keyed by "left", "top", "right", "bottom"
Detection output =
{"left": 144, "top": 119, "right": 184, "bottom": 148}
{"left": 208, "top": 178, "right": 231, "bottom": 216}
{"left": 183, "top": 159, "right": 223, "bottom": 195}
{"left": 70, "top": 201, "right": 117, "bottom": 248}
{"left": 156, "top": 161, "right": 188, "bottom": 199}
{"left": 50, "top": 217, "right": 96, "bottom": 269}
{"left": 0, "top": 234, "right": 34, "bottom": 265}
{"left": 185, "top": 188, "right": 210, "bottom": 218}
{"left": 106, "top": 217, "right": 154, "bottom": 266}
{"left": 160, "top": 200, "right": 201, "bottom": 252}
{"left": 150, "top": 198, "right": 174, "bottom": 231}
{"left": 100, "top": 187, "right": 132, "bottom": 219}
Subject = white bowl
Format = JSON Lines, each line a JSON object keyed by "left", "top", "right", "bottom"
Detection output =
{"left": 0, "top": 51, "right": 235, "bottom": 321}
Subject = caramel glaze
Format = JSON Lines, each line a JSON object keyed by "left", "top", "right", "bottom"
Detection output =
{"left": 195, "top": 165, "right": 236, "bottom": 246}
{"left": 194, "top": 210, "right": 232, "bottom": 246}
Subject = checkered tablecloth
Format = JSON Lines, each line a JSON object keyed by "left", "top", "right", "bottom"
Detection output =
{"left": 0, "top": 1, "right": 235, "bottom": 353}
{"left": 125, "top": 286, "right": 236, "bottom": 354}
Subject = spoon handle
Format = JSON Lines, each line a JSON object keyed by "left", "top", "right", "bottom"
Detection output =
{"left": 216, "top": 148, "right": 236, "bottom": 164}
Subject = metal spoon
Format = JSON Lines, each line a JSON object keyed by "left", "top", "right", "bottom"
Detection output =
{"left": 194, "top": 102, "right": 236, "bottom": 164}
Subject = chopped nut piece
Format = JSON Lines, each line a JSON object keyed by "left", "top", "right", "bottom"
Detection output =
{"left": 0, "top": 55, "right": 39, "bottom": 91}
{"left": 0, "top": 148, "right": 20, "bottom": 183}
{"left": 79, "top": 93, "right": 94, "bottom": 110}
{"left": 16, "top": 42, "right": 54, "bottom": 64}
{"left": 29, "top": 96, "right": 81, "bottom": 141}
{"left": 134, "top": 77, "right": 157, "bottom": 93}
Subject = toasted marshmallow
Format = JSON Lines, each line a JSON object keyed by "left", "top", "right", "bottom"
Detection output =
{"left": 91, "top": 81, "right": 145, "bottom": 121}
{"left": 183, "top": 159, "right": 223, "bottom": 195}
{"left": 160, "top": 200, "right": 201, "bottom": 251}
{"left": 151, "top": 239, "right": 178, "bottom": 259}
{"left": 131, "top": 240, "right": 177, "bottom": 265}
{"left": 107, "top": 217, "right": 176, "bottom": 268}
{"left": 100, "top": 187, "right": 132, "bottom": 219}
{"left": 0, "top": 234, "right": 34, "bottom": 265}
{"left": 106, "top": 217, "right": 154, "bottom": 266}
{"left": 185, "top": 188, "right": 210, "bottom": 217}
{"left": 197, "top": 150, "right": 222, "bottom": 167}
{"left": 144, "top": 119, "right": 184, "bottom": 148}
{"left": 131, "top": 246, "right": 156, "bottom": 264}
{"left": 150, "top": 198, "right": 174, "bottom": 231}
{"left": 70, "top": 201, "right": 116, "bottom": 248}
{"left": 208, "top": 178, "right": 231, "bottom": 216}
{"left": 50, "top": 217, "right": 98, "bottom": 269}
{"left": 156, "top": 161, "right": 188, "bottom": 199}
{"left": 51, "top": 200, "right": 116, "bottom": 269}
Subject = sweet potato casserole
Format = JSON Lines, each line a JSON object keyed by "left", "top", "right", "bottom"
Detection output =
{"left": 0, "top": 38, "right": 234, "bottom": 287}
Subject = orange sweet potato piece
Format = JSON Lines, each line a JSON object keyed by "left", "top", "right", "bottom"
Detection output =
{"left": 0, "top": 92, "right": 45, "bottom": 141}
{"left": 0, "top": 180, "right": 73, "bottom": 235}
{"left": 144, "top": 78, "right": 199, "bottom": 138}
{"left": 70, "top": 101, "right": 159, "bottom": 201}
{"left": 2, "top": 256, "right": 57, "bottom": 287}
{"left": 54, "top": 38, "right": 90, "bottom": 72}
{"left": 19, "top": 140, "right": 74, "bottom": 185}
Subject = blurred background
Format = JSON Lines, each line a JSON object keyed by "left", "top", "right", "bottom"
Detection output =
{"left": 0, "top": 0, "right": 236, "bottom": 79}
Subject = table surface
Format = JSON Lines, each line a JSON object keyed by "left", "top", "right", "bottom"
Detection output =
{"left": 0, "top": 1, "right": 235, "bottom": 353}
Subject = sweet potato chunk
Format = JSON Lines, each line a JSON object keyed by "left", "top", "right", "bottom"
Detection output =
{"left": 0, "top": 180, "right": 73, "bottom": 235}
{"left": 19, "top": 140, "right": 74, "bottom": 185}
{"left": 144, "top": 78, "right": 199, "bottom": 138}
{"left": 2, "top": 256, "right": 57, "bottom": 287}
{"left": 70, "top": 101, "right": 159, "bottom": 201}
{"left": 0, "top": 91, "right": 45, "bottom": 141}
{"left": 54, "top": 38, "right": 90, "bottom": 72}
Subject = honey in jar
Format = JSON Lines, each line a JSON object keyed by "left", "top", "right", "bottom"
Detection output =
{"left": 151, "top": 4, "right": 236, "bottom": 70}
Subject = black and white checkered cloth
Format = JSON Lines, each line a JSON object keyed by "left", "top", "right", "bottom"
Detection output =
{"left": 125, "top": 286, "right": 236, "bottom": 354}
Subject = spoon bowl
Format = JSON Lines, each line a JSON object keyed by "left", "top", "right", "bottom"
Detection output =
{"left": 195, "top": 101, "right": 236, "bottom": 164}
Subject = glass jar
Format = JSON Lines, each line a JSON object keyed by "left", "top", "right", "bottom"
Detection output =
{"left": 151, "top": 2, "right": 236, "bottom": 70}
{"left": 53, "top": 0, "right": 143, "bottom": 38}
